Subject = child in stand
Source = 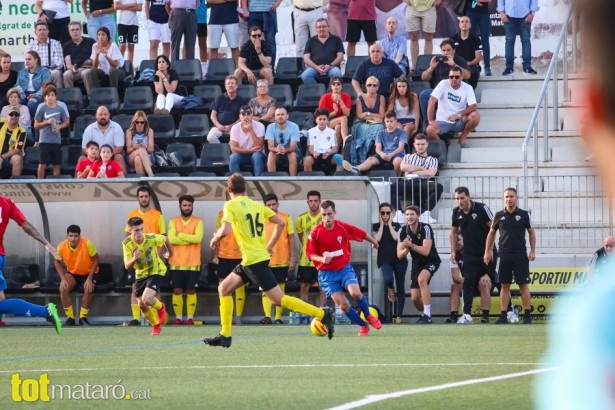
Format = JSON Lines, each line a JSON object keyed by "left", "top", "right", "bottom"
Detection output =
{"left": 33, "top": 86, "right": 69, "bottom": 179}
{"left": 88, "top": 144, "right": 125, "bottom": 178}
{"left": 303, "top": 108, "right": 344, "bottom": 174}
{"left": 75, "top": 141, "right": 100, "bottom": 178}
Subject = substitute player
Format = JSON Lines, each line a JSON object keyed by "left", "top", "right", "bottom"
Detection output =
{"left": 306, "top": 200, "right": 382, "bottom": 337}
{"left": 123, "top": 216, "right": 172, "bottom": 336}
{"left": 204, "top": 173, "right": 335, "bottom": 348}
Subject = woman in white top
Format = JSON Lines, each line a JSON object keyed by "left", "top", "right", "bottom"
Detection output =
{"left": 34, "top": 0, "right": 73, "bottom": 45}
{"left": 81, "top": 27, "right": 126, "bottom": 96}
{"left": 387, "top": 76, "right": 420, "bottom": 141}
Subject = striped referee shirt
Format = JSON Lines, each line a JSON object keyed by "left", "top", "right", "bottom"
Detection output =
{"left": 402, "top": 153, "right": 438, "bottom": 179}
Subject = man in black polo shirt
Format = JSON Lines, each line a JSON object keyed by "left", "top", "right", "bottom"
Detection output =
{"left": 206, "top": 75, "right": 246, "bottom": 144}
{"left": 300, "top": 18, "right": 344, "bottom": 84}
{"left": 588, "top": 236, "right": 615, "bottom": 276}
{"left": 484, "top": 187, "right": 536, "bottom": 324}
{"left": 450, "top": 16, "right": 483, "bottom": 89}
{"left": 234, "top": 26, "right": 274, "bottom": 85}
{"left": 450, "top": 186, "right": 495, "bottom": 324}
{"left": 63, "top": 21, "right": 96, "bottom": 88}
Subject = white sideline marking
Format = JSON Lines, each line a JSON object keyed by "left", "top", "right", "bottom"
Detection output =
{"left": 326, "top": 367, "right": 559, "bottom": 410}
{"left": 0, "top": 362, "right": 553, "bottom": 374}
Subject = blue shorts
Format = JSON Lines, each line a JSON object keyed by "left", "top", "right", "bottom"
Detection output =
{"left": 0, "top": 255, "right": 6, "bottom": 291}
{"left": 372, "top": 152, "right": 405, "bottom": 164}
{"left": 318, "top": 264, "right": 359, "bottom": 298}
{"left": 437, "top": 120, "right": 465, "bottom": 134}
{"left": 398, "top": 118, "right": 415, "bottom": 125}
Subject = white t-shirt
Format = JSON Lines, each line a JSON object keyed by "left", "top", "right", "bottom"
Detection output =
{"left": 230, "top": 120, "right": 265, "bottom": 149}
{"left": 90, "top": 42, "right": 125, "bottom": 74}
{"left": 430, "top": 79, "right": 477, "bottom": 123}
{"left": 115, "top": 0, "right": 143, "bottom": 26}
{"left": 41, "top": 0, "right": 71, "bottom": 19}
{"left": 308, "top": 126, "right": 337, "bottom": 154}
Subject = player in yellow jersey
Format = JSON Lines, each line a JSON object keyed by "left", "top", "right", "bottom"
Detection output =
{"left": 123, "top": 216, "right": 172, "bottom": 336}
{"left": 55, "top": 225, "right": 100, "bottom": 326}
{"left": 204, "top": 173, "right": 335, "bottom": 348}
{"left": 168, "top": 195, "right": 203, "bottom": 326}
{"left": 260, "top": 193, "right": 296, "bottom": 324}
{"left": 295, "top": 190, "right": 327, "bottom": 306}
{"left": 123, "top": 186, "right": 166, "bottom": 326}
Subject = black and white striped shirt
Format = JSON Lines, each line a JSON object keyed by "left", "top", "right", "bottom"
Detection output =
{"left": 402, "top": 153, "right": 438, "bottom": 179}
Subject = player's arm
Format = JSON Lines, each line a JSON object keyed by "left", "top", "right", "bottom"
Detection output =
{"left": 163, "top": 235, "right": 173, "bottom": 259}
{"left": 266, "top": 214, "right": 285, "bottom": 254}
{"left": 84, "top": 250, "right": 100, "bottom": 293}
{"left": 411, "top": 238, "right": 432, "bottom": 257}
{"left": 21, "top": 221, "right": 60, "bottom": 260}
{"left": 449, "top": 226, "right": 459, "bottom": 263}
{"left": 528, "top": 227, "right": 536, "bottom": 261}
{"left": 168, "top": 220, "right": 186, "bottom": 245}
{"left": 179, "top": 220, "right": 204, "bottom": 243}
{"left": 286, "top": 216, "right": 296, "bottom": 268}
{"left": 210, "top": 221, "right": 232, "bottom": 249}
{"left": 373, "top": 222, "right": 384, "bottom": 242}
{"left": 484, "top": 229, "right": 497, "bottom": 264}
{"left": 124, "top": 243, "right": 140, "bottom": 270}
{"left": 397, "top": 240, "right": 410, "bottom": 260}
{"left": 364, "top": 233, "right": 379, "bottom": 249}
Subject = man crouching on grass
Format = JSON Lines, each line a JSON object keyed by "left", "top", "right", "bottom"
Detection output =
{"left": 123, "top": 217, "right": 172, "bottom": 336}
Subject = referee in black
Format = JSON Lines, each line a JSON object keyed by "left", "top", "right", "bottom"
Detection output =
{"left": 450, "top": 186, "right": 496, "bottom": 324}
{"left": 484, "top": 187, "right": 536, "bottom": 324}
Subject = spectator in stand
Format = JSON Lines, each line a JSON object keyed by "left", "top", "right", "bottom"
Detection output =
{"left": 167, "top": 0, "right": 198, "bottom": 64}
{"left": 81, "top": 106, "right": 128, "bottom": 173}
{"left": 207, "top": 75, "right": 246, "bottom": 144}
{"left": 35, "top": 0, "right": 72, "bottom": 45}
{"left": 247, "top": 0, "right": 281, "bottom": 65}
{"left": 293, "top": 0, "right": 325, "bottom": 56}
{"left": 318, "top": 76, "right": 350, "bottom": 146}
{"left": 76, "top": 141, "right": 100, "bottom": 178}
{"left": 419, "top": 39, "right": 471, "bottom": 125}
{"left": 464, "top": 0, "right": 492, "bottom": 76}
{"left": 62, "top": 22, "right": 96, "bottom": 89}
{"left": 33, "top": 86, "right": 69, "bottom": 179}
{"left": 498, "top": 0, "right": 539, "bottom": 75}
{"left": 351, "top": 76, "right": 386, "bottom": 145}
{"left": 26, "top": 21, "right": 64, "bottom": 89}
{"left": 88, "top": 144, "right": 126, "bottom": 178}
{"left": 343, "top": 110, "right": 406, "bottom": 175}
{"left": 265, "top": 106, "right": 301, "bottom": 176}
{"left": 0, "top": 54, "right": 18, "bottom": 109}
{"left": 301, "top": 18, "right": 345, "bottom": 84}
{"left": 450, "top": 16, "right": 483, "bottom": 89}
{"left": 588, "top": 236, "right": 615, "bottom": 277}
{"left": 238, "top": 0, "right": 250, "bottom": 46}
{"left": 145, "top": 0, "right": 171, "bottom": 60}
{"left": 114, "top": 0, "right": 143, "bottom": 63}
{"left": 234, "top": 26, "right": 274, "bottom": 85}
{"left": 406, "top": 0, "right": 439, "bottom": 73}
{"left": 196, "top": 0, "right": 209, "bottom": 75}
{"left": 352, "top": 43, "right": 404, "bottom": 101}
{"left": 381, "top": 16, "right": 409, "bottom": 75}
{"left": 303, "top": 108, "right": 343, "bottom": 173}
{"left": 346, "top": 0, "right": 377, "bottom": 57}
{"left": 0, "top": 107, "right": 27, "bottom": 178}
{"left": 249, "top": 79, "right": 276, "bottom": 126}
{"left": 82, "top": 0, "right": 116, "bottom": 43}
{"left": 229, "top": 105, "right": 267, "bottom": 176}
{"left": 153, "top": 54, "right": 182, "bottom": 114}
{"left": 125, "top": 111, "right": 156, "bottom": 177}
{"left": 426, "top": 65, "right": 480, "bottom": 147}
{"left": 1, "top": 89, "right": 31, "bottom": 143}
{"left": 15, "top": 51, "right": 51, "bottom": 124}
{"left": 81, "top": 27, "right": 126, "bottom": 96}
{"left": 387, "top": 76, "right": 419, "bottom": 141}
{"left": 208, "top": 0, "right": 240, "bottom": 62}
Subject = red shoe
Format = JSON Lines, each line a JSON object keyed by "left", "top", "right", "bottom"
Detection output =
{"left": 157, "top": 303, "right": 167, "bottom": 325}
{"left": 151, "top": 324, "right": 162, "bottom": 336}
{"left": 174, "top": 318, "right": 182, "bottom": 325}
{"left": 366, "top": 314, "right": 382, "bottom": 330}
{"left": 358, "top": 325, "right": 369, "bottom": 336}
{"left": 185, "top": 318, "right": 195, "bottom": 325}
{"left": 0, "top": 319, "right": 6, "bottom": 327}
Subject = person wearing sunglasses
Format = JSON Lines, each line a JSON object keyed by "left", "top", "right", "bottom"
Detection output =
{"left": 229, "top": 105, "right": 266, "bottom": 176}
{"left": 234, "top": 26, "right": 274, "bottom": 85}
{"left": 300, "top": 18, "right": 344, "bottom": 85}
{"left": 318, "top": 76, "right": 351, "bottom": 146}
{"left": 426, "top": 65, "right": 479, "bottom": 148}
{"left": 125, "top": 111, "right": 155, "bottom": 177}
{"left": 0, "top": 107, "right": 27, "bottom": 177}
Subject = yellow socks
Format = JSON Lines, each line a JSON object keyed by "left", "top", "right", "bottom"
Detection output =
{"left": 172, "top": 294, "right": 183, "bottom": 319}
{"left": 131, "top": 304, "right": 141, "bottom": 321}
{"left": 152, "top": 299, "right": 162, "bottom": 311}
{"left": 220, "top": 296, "right": 233, "bottom": 337}
{"left": 235, "top": 285, "right": 246, "bottom": 317}
{"left": 186, "top": 294, "right": 197, "bottom": 319}
{"left": 262, "top": 292, "right": 273, "bottom": 318}
{"left": 281, "top": 295, "right": 322, "bottom": 318}
{"left": 79, "top": 307, "right": 89, "bottom": 319}
{"left": 143, "top": 308, "right": 158, "bottom": 326}
{"left": 275, "top": 283, "right": 286, "bottom": 320}
{"left": 64, "top": 305, "right": 74, "bottom": 319}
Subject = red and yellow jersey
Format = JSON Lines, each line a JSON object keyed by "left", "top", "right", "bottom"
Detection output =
{"left": 266, "top": 211, "right": 294, "bottom": 267}
{"left": 57, "top": 237, "right": 98, "bottom": 276}
{"left": 122, "top": 234, "right": 167, "bottom": 279}
{"left": 216, "top": 210, "right": 242, "bottom": 259}
{"left": 168, "top": 215, "right": 204, "bottom": 270}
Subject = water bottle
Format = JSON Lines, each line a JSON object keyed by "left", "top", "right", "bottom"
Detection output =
{"left": 360, "top": 269, "right": 367, "bottom": 287}
{"left": 289, "top": 311, "right": 295, "bottom": 325}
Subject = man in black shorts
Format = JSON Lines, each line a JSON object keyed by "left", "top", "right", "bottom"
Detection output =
{"left": 397, "top": 205, "right": 441, "bottom": 324}
{"left": 346, "top": 0, "right": 377, "bottom": 57}
{"left": 484, "top": 187, "right": 536, "bottom": 324}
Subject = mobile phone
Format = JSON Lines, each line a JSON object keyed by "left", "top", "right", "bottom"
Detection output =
{"left": 436, "top": 55, "right": 447, "bottom": 63}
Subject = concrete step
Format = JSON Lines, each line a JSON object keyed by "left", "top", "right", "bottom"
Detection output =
{"left": 457, "top": 139, "right": 587, "bottom": 163}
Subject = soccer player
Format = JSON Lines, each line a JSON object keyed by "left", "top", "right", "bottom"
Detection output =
{"left": 204, "top": 173, "right": 335, "bottom": 348}
{"left": 123, "top": 216, "right": 171, "bottom": 336}
{"left": 0, "top": 194, "right": 62, "bottom": 333}
{"left": 123, "top": 186, "right": 166, "bottom": 326}
{"left": 55, "top": 224, "right": 100, "bottom": 326}
{"left": 168, "top": 195, "right": 203, "bottom": 326}
{"left": 484, "top": 187, "right": 535, "bottom": 325}
{"left": 397, "top": 205, "right": 441, "bottom": 324}
{"left": 260, "top": 193, "right": 296, "bottom": 325}
{"left": 295, "top": 190, "right": 327, "bottom": 306}
{"left": 306, "top": 200, "right": 382, "bottom": 337}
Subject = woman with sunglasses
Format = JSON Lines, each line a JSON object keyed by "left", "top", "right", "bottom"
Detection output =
{"left": 125, "top": 111, "right": 155, "bottom": 177}
{"left": 81, "top": 27, "right": 126, "bottom": 96}
{"left": 350, "top": 76, "right": 385, "bottom": 160}
{"left": 318, "top": 76, "right": 351, "bottom": 146}
{"left": 388, "top": 76, "right": 419, "bottom": 141}
{"left": 153, "top": 54, "right": 182, "bottom": 115}
{"left": 14, "top": 51, "right": 51, "bottom": 123}
{"left": 0, "top": 54, "right": 18, "bottom": 109}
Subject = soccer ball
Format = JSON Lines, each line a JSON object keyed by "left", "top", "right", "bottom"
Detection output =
{"left": 310, "top": 317, "right": 328, "bottom": 337}
{"left": 359, "top": 306, "right": 379, "bottom": 322}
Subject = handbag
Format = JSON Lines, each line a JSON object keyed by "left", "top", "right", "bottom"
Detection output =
{"left": 41, "top": 9, "right": 56, "bottom": 23}
{"left": 453, "top": 0, "right": 467, "bottom": 16}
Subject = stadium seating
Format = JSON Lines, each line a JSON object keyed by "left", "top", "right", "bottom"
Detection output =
{"left": 274, "top": 57, "right": 304, "bottom": 89}
{"left": 204, "top": 58, "right": 236, "bottom": 85}
{"left": 71, "top": 114, "right": 96, "bottom": 145}
{"left": 237, "top": 84, "right": 256, "bottom": 102}
{"left": 294, "top": 84, "right": 326, "bottom": 112}
{"left": 22, "top": 147, "right": 41, "bottom": 176}
{"left": 7, "top": 264, "right": 40, "bottom": 293}
{"left": 121, "top": 86, "right": 154, "bottom": 114}
{"left": 193, "top": 84, "right": 222, "bottom": 114}
{"left": 57, "top": 87, "right": 84, "bottom": 114}
{"left": 197, "top": 144, "right": 231, "bottom": 175}
{"left": 173, "top": 59, "right": 203, "bottom": 92}
{"left": 60, "top": 145, "right": 83, "bottom": 176}
{"left": 86, "top": 87, "right": 121, "bottom": 113}
{"left": 177, "top": 114, "right": 209, "bottom": 144}
{"left": 147, "top": 114, "right": 176, "bottom": 146}
{"left": 413, "top": 54, "right": 436, "bottom": 81}
{"left": 112, "top": 113, "right": 134, "bottom": 134}
{"left": 165, "top": 142, "right": 197, "bottom": 175}
{"left": 343, "top": 56, "right": 368, "bottom": 82}
{"left": 268, "top": 84, "right": 294, "bottom": 110}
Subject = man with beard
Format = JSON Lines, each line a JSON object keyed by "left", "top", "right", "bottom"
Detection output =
{"left": 81, "top": 106, "right": 127, "bottom": 173}
{"left": 168, "top": 195, "right": 203, "bottom": 325}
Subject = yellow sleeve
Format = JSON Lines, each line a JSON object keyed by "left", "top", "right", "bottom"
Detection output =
{"left": 122, "top": 239, "right": 134, "bottom": 263}
{"left": 286, "top": 215, "right": 295, "bottom": 235}
{"left": 157, "top": 214, "right": 166, "bottom": 235}
{"left": 86, "top": 239, "right": 98, "bottom": 257}
{"left": 168, "top": 219, "right": 188, "bottom": 245}
{"left": 295, "top": 216, "right": 304, "bottom": 235}
{"left": 178, "top": 219, "right": 204, "bottom": 243}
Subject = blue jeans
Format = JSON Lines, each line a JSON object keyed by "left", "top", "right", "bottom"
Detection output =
{"left": 87, "top": 14, "right": 116, "bottom": 42}
{"left": 381, "top": 260, "right": 409, "bottom": 317}
{"left": 300, "top": 66, "right": 343, "bottom": 84}
{"left": 248, "top": 11, "right": 278, "bottom": 65}
{"left": 419, "top": 88, "right": 433, "bottom": 129}
{"left": 467, "top": 12, "right": 491, "bottom": 67}
{"left": 503, "top": 17, "right": 532, "bottom": 70}
{"left": 229, "top": 151, "right": 266, "bottom": 176}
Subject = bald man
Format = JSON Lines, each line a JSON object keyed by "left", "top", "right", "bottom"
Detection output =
{"left": 588, "top": 236, "right": 615, "bottom": 276}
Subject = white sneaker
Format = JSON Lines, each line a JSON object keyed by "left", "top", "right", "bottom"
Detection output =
{"left": 201, "top": 62, "right": 209, "bottom": 78}
{"left": 457, "top": 314, "right": 473, "bottom": 324}
{"left": 419, "top": 211, "right": 436, "bottom": 224}
{"left": 507, "top": 309, "right": 519, "bottom": 323}
{"left": 393, "top": 210, "right": 405, "bottom": 224}
{"left": 342, "top": 160, "right": 360, "bottom": 175}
